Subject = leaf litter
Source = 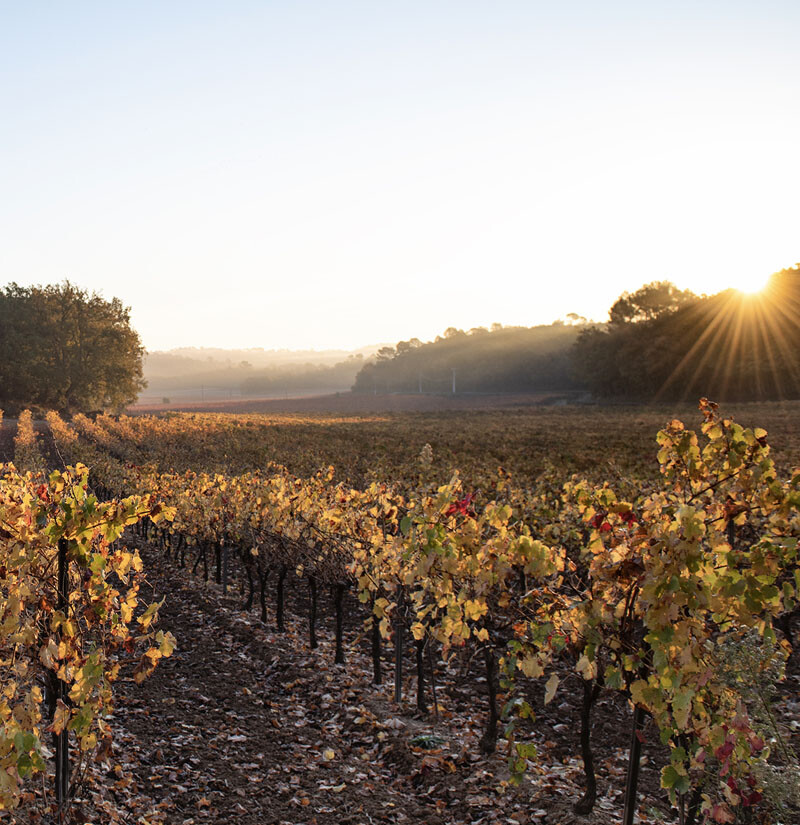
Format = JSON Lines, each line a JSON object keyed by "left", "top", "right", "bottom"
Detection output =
{"left": 43, "top": 541, "right": 800, "bottom": 825}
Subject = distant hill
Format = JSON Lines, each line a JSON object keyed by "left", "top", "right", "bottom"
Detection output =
{"left": 141, "top": 345, "right": 382, "bottom": 403}
{"left": 352, "top": 323, "right": 585, "bottom": 395}
{"left": 144, "top": 345, "right": 380, "bottom": 378}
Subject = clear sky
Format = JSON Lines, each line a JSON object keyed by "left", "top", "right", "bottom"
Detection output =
{"left": 2, "top": 1, "right": 799, "bottom": 352}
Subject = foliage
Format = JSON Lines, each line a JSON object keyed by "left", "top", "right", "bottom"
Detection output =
{"left": 13, "top": 410, "right": 44, "bottom": 473}
{"left": 46, "top": 399, "right": 800, "bottom": 823}
{"left": 572, "top": 266, "right": 800, "bottom": 401}
{"left": 608, "top": 280, "right": 698, "bottom": 325}
{"left": 0, "top": 463, "right": 174, "bottom": 812}
{"left": 352, "top": 323, "right": 583, "bottom": 394}
{"left": 0, "top": 281, "right": 145, "bottom": 414}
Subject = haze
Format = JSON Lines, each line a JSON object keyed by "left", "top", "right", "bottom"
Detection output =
{"left": 2, "top": 1, "right": 798, "bottom": 352}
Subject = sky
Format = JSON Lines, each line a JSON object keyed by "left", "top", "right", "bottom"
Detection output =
{"left": 2, "top": 1, "right": 799, "bottom": 352}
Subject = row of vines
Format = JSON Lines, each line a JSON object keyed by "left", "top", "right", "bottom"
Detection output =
{"left": 0, "top": 409, "right": 175, "bottom": 820}
{"left": 33, "top": 401, "right": 800, "bottom": 824}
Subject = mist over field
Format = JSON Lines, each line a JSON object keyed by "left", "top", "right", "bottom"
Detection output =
{"left": 136, "top": 267, "right": 800, "bottom": 410}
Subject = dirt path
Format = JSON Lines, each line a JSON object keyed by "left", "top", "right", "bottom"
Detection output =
{"left": 104, "top": 545, "right": 495, "bottom": 825}
{"left": 75, "top": 542, "right": 682, "bottom": 825}
{"left": 106, "top": 551, "right": 431, "bottom": 825}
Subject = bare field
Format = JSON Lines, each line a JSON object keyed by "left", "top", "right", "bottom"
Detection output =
{"left": 128, "top": 390, "right": 577, "bottom": 415}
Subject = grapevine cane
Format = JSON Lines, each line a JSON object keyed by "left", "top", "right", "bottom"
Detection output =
{"left": 622, "top": 704, "right": 646, "bottom": 825}
{"left": 276, "top": 564, "right": 287, "bottom": 632}
{"left": 415, "top": 636, "right": 427, "bottom": 713}
{"left": 54, "top": 537, "right": 70, "bottom": 816}
{"left": 574, "top": 677, "right": 601, "bottom": 814}
{"left": 308, "top": 576, "right": 318, "bottom": 649}
{"left": 334, "top": 583, "right": 346, "bottom": 664}
{"left": 394, "top": 587, "right": 405, "bottom": 703}
{"left": 371, "top": 608, "right": 382, "bottom": 685}
{"left": 478, "top": 642, "right": 499, "bottom": 754}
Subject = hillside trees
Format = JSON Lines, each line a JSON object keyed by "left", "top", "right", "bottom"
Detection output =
{"left": 608, "top": 280, "right": 698, "bottom": 325}
{"left": 573, "top": 267, "right": 800, "bottom": 401}
{"left": 352, "top": 323, "right": 583, "bottom": 394}
{"left": 0, "top": 281, "right": 145, "bottom": 413}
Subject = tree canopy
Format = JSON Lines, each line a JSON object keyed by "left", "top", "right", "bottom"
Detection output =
{"left": 572, "top": 267, "right": 800, "bottom": 401}
{"left": 353, "top": 266, "right": 800, "bottom": 403}
{"left": 352, "top": 323, "right": 583, "bottom": 394}
{"left": 0, "top": 282, "right": 145, "bottom": 414}
{"left": 608, "top": 280, "right": 698, "bottom": 325}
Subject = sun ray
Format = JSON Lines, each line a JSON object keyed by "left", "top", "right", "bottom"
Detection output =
{"left": 655, "top": 291, "right": 740, "bottom": 401}
{"left": 714, "top": 297, "right": 747, "bottom": 401}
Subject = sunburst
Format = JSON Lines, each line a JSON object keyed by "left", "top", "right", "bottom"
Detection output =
{"left": 656, "top": 268, "right": 800, "bottom": 401}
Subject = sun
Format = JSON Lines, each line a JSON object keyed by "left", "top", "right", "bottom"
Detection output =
{"left": 731, "top": 271, "right": 773, "bottom": 296}
{"left": 693, "top": 264, "right": 776, "bottom": 298}
{"left": 735, "top": 279, "right": 770, "bottom": 296}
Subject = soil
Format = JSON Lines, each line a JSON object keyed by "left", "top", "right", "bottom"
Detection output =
{"left": 60, "top": 541, "right": 684, "bottom": 825}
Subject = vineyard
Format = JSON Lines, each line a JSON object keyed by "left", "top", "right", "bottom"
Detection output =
{"left": 1, "top": 401, "right": 799, "bottom": 824}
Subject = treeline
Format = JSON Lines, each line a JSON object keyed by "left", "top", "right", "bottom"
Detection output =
{"left": 239, "top": 357, "right": 365, "bottom": 395}
{"left": 573, "top": 267, "right": 800, "bottom": 401}
{"left": 353, "top": 266, "right": 800, "bottom": 401}
{"left": 352, "top": 323, "right": 584, "bottom": 395}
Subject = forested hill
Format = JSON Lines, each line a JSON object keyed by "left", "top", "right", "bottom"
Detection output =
{"left": 352, "top": 265, "right": 800, "bottom": 401}
{"left": 572, "top": 266, "right": 800, "bottom": 401}
{"left": 351, "top": 323, "right": 584, "bottom": 394}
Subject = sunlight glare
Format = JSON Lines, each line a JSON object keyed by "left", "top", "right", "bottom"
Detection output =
{"left": 734, "top": 272, "right": 772, "bottom": 295}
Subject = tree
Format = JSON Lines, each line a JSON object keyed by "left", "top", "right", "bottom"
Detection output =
{"left": 572, "top": 267, "right": 800, "bottom": 401}
{"left": 608, "top": 281, "right": 697, "bottom": 326}
{"left": 0, "top": 281, "right": 145, "bottom": 413}
{"left": 375, "top": 346, "right": 396, "bottom": 362}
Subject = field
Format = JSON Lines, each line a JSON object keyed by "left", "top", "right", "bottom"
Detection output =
{"left": 2, "top": 399, "right": 800, "bottom": 825}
